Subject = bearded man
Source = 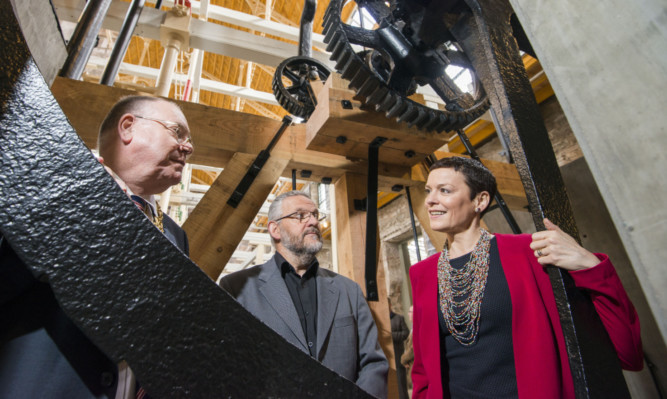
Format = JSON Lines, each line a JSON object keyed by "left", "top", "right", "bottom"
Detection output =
{"left": 219, "top": 191, "right": 388, "bottom": 398}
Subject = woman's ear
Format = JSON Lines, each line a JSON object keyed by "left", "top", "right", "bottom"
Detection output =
{"left": 118, "top": 114, "right": 135, "bottom": 144}
{"left": 475, "top": 191, "right": 491, "bottom": 213}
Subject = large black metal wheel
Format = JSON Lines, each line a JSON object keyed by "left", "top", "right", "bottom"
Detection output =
{"left": 322, "top": 0, "right": 490, "bottom": 132}
{"left": 272, "top": 56, "right": 331, "bottom": 120}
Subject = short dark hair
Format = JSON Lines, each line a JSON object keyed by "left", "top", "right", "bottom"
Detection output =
{"left": 97, "top": 95, "right": 177, "bottom": 152}
{"left": 429, "top": 156, "right": 497, "bottom": 215}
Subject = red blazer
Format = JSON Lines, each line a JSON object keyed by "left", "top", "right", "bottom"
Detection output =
{"left": 409, "top": 234, "right": 642, "bottom": 399}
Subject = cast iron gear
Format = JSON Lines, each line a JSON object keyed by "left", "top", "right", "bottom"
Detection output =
{"left": 272, "top": 56, "right": 331, "bottom": 120}
{"left": 322, "top": 0, "right": 490, "bottom": 132}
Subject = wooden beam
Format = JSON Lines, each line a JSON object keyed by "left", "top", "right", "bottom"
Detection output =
{"left": 182, "top": 153, "right": 288, "bottom": 280}
{"left": 50, "top": 78, "right": 524, "bottom": 208}
{"left": 50, "top": 77, "right": 410, "bottom": 181}
{"left": 333, "top": 173, "right": 399, "bottom": 399}
{"left": 306, "top": 75, "right": 451, "bottom": 167}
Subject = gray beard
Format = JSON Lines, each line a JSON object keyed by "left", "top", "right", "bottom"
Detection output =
{"left": 281, "top": 229, "right": 323, "bottom": 265}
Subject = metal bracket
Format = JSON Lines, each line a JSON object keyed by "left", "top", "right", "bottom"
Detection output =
{"left": 364, "top": 136, "right": 387, "bottom": 301}
{"left": 227, "top": 115, "right": 292, "bottom": 208}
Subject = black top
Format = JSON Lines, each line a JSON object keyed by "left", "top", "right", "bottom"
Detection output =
{"left": 438, "top": 237, "right": 518, "bottom": 398}
{"left": 275, "top": 252, "right": 318, "bottom": 357}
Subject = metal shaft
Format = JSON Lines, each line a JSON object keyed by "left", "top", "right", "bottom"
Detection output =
{"left": 60, "top": 0, "right": 113, "bottom": 79}
{"left": 100, "top": 0, "right": 145, "bottom": 86}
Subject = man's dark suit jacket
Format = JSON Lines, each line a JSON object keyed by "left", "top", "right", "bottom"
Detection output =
{"left": 220, "top": 255, "right": 389, "bottom": 398}
{"left": 0, "top": 214, "right": 188, "bottom": 398}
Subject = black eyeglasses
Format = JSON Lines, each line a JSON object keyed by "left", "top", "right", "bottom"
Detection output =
{"left": 134, "top": 115, "right": 194, "bottom": 149}
{"left": 273, "top": 210, "right": 327, "bottom": 223}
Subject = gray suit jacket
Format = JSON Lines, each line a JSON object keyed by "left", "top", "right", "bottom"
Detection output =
{"left": 220, "top": 256, "right": 388, "bottom": 398}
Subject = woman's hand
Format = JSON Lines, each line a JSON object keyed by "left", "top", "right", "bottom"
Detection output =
{"left": 530, "top": 218, "right": 600, "bottom": 270}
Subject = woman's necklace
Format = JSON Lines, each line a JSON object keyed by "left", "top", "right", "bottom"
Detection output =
{"left": 437, "top": 228, "right": 491, "bottom": 346}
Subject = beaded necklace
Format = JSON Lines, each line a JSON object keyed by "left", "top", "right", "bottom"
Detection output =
{"left": 437, "top": 228, "right": 491, "bottom": 346}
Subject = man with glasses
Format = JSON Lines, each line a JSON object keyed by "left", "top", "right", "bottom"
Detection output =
{"left": 0, "top": 96, "right": 192, "bottom": 398}
{"left": 97, "top": 95, "right": 193, "bottom": 254}
{"left": 220, "top": 191, "right": 388, "bottom": 398}
{"left": 98, "top": 96, "right": 193, "bottom": 397}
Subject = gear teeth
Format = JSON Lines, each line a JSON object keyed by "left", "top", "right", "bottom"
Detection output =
{"left": 433, "top": 112, "right": 447, "bottom": 133}
{"left": 332, "top": 45, "right": 352, "bottom": 71}
{"left": 386, "top": 97, "right": 407, "bottom": 119}
{"left": 374, "top": 91, "right": 394, "bottom": 112}
{"left": 407, "top": 107, "right": 427, "bottom": 128}
{"left": 322, "top": 0, "right": 490, "bottom": 132}
{"left": 322, "top": 0, "right": 341, "bottom": 35}
{"left": 273, "top": 56, "right": 330, "bottom": 120}
{"left": 323, "top": 27, "right": 336, "bottom": 47}
{"left": 352, "top": 73, "right": 376, "bottom": 95}
{"left": 367, "top": 86, "right": 389, "bottom": 106}
{"left": 340, "top": 56, "right": 361, "bottom": 80}
{"left": 327, "top": 30, "right": 344, "bottom": 53}
{"left": 423, "top": 112, "right": 443, "bottom": 132}
{"left": 397, "top": 104, "right": 419, "bottom": 124}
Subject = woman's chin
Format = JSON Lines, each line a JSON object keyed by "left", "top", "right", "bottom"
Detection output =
{"left": 429, "top": 221, "right": 449, "bottom": 233}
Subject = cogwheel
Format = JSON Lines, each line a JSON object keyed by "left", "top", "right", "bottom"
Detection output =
{"left": 272, "top": 56, "right": 331, "bottom": 120}
{"left": 322, "top": 0, "right": 490, "bottom": 132}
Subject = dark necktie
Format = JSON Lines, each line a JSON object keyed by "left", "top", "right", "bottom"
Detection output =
{"left": 135, "top": 381, "right": 150, "bottom": 399}
{"left": 130, "top": 195, "right": 151, "bottom": 219}
{"left": 130, "top": 195, "right": 164, "bottom": 233}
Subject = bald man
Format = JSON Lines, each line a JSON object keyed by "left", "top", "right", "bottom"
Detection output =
{"left": 1, "top": 96, "right": 193, "bottom": 398}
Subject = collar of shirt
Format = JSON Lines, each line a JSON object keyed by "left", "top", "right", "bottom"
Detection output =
{"left": 275, "top": 252, "right": 319, "bottom": 280}
{"left": 125, "top": 186, "right": 158, "bottom": 219}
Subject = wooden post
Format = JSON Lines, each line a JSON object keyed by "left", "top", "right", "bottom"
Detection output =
{"left": 334, "top": 172, "right": 399, "bottom": 399}
{"left": 183, "top": 153, "right": 288, "bottom": 280}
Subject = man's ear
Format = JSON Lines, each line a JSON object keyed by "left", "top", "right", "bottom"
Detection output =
{"left": 118, "top": 114, "right": 135, "bottom": 144}
{"left": 268, "top": 221, "right": 281, "bottom": 242}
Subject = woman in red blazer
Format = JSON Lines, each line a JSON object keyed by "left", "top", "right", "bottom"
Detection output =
{"left": 409, "top": 157, "right": 642, "bottom": 399}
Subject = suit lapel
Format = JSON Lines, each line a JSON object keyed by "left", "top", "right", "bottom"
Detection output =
{"left": 258, "top": 259, "right": 308, "bottom": 351}
{"left": 316, "top": 270, "right": 339, "bottom": 357}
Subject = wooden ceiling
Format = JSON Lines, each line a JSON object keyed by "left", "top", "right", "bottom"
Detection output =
{"left": 97, "top": 0, "right": 356, "bottom": 120}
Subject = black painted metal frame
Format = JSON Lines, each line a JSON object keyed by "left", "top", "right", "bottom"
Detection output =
{"left": 0, "top": 4, "right": 370, "bottom": 397}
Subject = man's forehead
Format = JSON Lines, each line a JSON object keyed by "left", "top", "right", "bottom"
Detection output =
{"left": 144, "top": 101, "right": 187, "bottom": 123}
{"left": 283, "top": 195, "right": 316, "bottom": 210}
